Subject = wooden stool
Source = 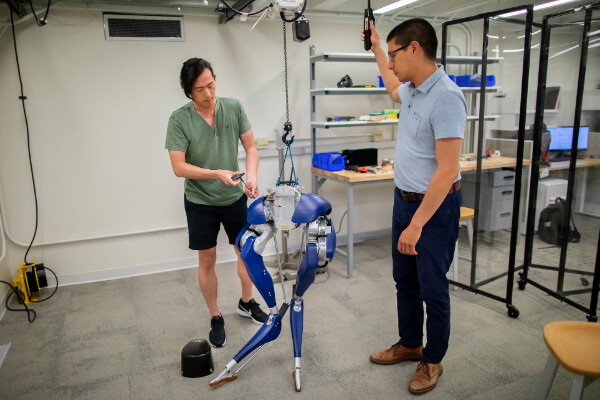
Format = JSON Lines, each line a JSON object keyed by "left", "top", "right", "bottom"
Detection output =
{"left": 450, "top": 207, "right": 474, "bottom": 289}
{"left": 536, "top": 321, "right": 600, "bottom": 400}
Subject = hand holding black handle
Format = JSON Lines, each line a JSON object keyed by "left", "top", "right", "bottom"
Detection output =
{"left": 363, "top": 0, "right": 374, "bottom": 51}
{"left": 231, "top": 172, "right": 245, "bottom": 181}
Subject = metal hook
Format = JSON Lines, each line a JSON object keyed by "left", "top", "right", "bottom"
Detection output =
{"left": 282, "top": 122, "right": 294, "bottom": 145}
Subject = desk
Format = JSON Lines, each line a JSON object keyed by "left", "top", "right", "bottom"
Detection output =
{"left": 546, "top": 158, "right": 600, "bottom": 215}
{"left": 312, "top": 156, "right": 531, "bottom": 278}
{"left": 547, "top": 157, "right": 600, "bottom": 171}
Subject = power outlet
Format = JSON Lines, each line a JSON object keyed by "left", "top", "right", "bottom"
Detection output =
{"left": 255, "top": 137, "right": 269, "bottom": 149}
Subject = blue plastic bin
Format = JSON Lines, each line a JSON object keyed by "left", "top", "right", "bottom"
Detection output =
{"left": 312, "top": 152, "right": 345, "bottom": 171}
{"left": 455, "top": 74, "right": 496, "bottom": 87}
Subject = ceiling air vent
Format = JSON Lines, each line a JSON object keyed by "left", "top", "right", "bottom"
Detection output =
{"left": 103, "top": 13, "right": 184, "bottom": 41}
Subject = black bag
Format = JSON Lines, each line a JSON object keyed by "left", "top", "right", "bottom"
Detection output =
{"left": 537, "top": 197, "right": 581, "bottom": 245}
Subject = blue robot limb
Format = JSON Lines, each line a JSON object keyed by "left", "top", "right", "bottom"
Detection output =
{"left": 289, "top": 243, "right": 317, "bottom": 392}
{"left": 290, "top": 296, "right": 303, "bottom": 392}
{"left": 290, "top": 215, "right": 336, "bottom": 392}
{"left": 238, "top": 235, "right": 276, "bottom": 309}
{"left": 211, "top": 225, "right": 283, "bottom": 387}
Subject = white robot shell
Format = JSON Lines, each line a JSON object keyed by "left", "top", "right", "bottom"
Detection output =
{"left": 272, "top": 0, "right": 305, "bottom": 13}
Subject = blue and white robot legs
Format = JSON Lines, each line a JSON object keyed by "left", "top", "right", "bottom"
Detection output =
{"left": 209, "top": 184, "right": 336, "bottom": 391}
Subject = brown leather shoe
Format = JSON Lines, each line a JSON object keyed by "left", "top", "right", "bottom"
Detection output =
{"left": 408, "top": 361, "right": 443, "bottom": 395}
{"left": 369, "top": 343, "right": 423, "bottom": 365}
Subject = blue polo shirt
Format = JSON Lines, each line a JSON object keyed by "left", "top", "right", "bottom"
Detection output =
{"left": 394, "top": 66, "right": 467, "bottom": 193}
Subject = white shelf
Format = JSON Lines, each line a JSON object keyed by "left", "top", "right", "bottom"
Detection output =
{"left": 313, "top": 115, "right": 499, "bottom": 128}
{"left": 310, "top": 52, "right": 502, "bottom": 65}
{"left": 467, "top": 115, "right": 500, "bottom": 121}
{"left": 311, "top": 86, "right": 501, "bottom": 96}
{"left": 460, "top": 86, "right": 502, "bottom": 92}
{"left": 312, "top": 120, "right": 398, "bottom": 128}
{"left": 311, "top": 87, "right": 386, "bottom": 95}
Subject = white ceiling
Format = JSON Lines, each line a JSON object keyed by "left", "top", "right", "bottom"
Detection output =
{"left": 14, "top": 0, "right": 596, "bottom": 23}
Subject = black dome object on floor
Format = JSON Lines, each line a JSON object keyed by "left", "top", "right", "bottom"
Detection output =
{"left": 181, "top": 339, "right": 214, "bottom": 378}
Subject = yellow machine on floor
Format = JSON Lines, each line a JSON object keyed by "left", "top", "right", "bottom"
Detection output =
{"left": 13, "top": 263, "right": 48, "bottom": 304}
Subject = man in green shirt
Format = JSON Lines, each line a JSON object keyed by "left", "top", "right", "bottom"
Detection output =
{"left": 166, "top": 58, "right": 267, "bottom": 348}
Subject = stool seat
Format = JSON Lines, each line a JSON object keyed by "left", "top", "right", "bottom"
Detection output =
{"left": 459, "top": 206, "right": 475, "bottom": 222}
{"left": 543, "top": 321, "right": 600, "bottom": 378}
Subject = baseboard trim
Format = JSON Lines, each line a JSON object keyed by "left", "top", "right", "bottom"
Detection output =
{"left": 0, "top": 343, "right": 10, "bottom": 369}
{"left": 0, "top": 287, "right": 8, "bottom": 323}
{"left": 50, "top": 256, "right": 206, "bottom": 287}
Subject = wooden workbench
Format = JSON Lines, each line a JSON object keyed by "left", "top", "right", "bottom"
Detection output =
{"left": 311, "top": 155, "right": 532, "bottom": 183}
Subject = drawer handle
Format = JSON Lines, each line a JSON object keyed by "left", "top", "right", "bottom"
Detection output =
{"left": 500, "top": 212, "right": 511, "bottom": 217}
{"left": 503, "top": 176, "right": 514, "bottom": 181}
{"left": 502, "top": 190, "right": 513, "bottom": 195}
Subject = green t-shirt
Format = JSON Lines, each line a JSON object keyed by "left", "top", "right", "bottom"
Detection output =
{"left": 165, "top": 97, "right": 252, "bottom": 206}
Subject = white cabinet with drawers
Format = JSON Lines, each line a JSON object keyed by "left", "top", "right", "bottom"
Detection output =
{"left": 462, "top": 170, "right": 516, "bottom": 231}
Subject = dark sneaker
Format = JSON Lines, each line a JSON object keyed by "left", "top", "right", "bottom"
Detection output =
{"left": 209, "top": 315, "right": 226, "bottom": 348}
{"left": 237, "top": 298, "right": 268, "bottom": 325}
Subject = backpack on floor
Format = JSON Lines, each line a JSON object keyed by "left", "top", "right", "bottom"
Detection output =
{"left": 538, "top": 197, "right": 581, "bottom": 245}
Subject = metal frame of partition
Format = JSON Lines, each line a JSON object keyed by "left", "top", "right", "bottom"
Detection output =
{"left": 517, "top": 2, "right": 600, "bottom": 322}
{"left": 441, "top": 4, "right": 534, "bottom": 318}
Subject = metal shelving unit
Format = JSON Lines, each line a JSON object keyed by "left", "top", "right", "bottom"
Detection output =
{"left": 310, "top": 49, "right": 504, "bottom": 178}
{"left": 311, "top": 114, "right": 501, "bottom": 129}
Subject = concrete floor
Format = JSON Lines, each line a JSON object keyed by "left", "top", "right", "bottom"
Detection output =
{"left": 0, "top": 217, "right": 598, "bottom": 399}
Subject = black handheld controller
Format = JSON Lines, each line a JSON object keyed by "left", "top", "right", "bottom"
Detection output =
{"left": 231, "top": 172, "right": 245, "bottom": 181}
{"left": 363, "top": 0, "right": 375, "bottom": 51}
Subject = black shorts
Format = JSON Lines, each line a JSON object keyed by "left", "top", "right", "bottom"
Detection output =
{"left": 184, "top": 194, "right": 248, "bottom": 251}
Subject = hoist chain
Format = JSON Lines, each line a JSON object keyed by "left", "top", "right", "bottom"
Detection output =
{"left": 283, "top": 21, "right": 290, "bottom": 124}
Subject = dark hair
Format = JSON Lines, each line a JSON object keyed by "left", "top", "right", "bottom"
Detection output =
{"left": 180, "top": 58, "right": 215, "bottom": 99}
{"left": 386, "top": 18, "right": 437, "bottom": 61}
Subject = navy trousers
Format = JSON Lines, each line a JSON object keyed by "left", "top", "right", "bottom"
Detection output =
{"left": 392, "top": 186, "right": 462, "bottom": 364}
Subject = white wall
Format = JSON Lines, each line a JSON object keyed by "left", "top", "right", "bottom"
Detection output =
{"left": 0, "top": 8, "right": 400, "bottom": 303}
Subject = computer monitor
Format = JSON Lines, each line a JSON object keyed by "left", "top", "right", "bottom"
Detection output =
{"left": 544, "top": 86, "right": 561, "bottom": 110}
{"left": 548, "top": 126, "right": 589, "bottom": 151}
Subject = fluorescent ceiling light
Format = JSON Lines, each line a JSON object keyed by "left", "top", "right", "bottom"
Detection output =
{"left": 535, "top": 0, "right": 579, "bottom": 11}
{"left": 517, "top": 30, "right": 541, "bottom": 39}
{"left": 503, "top": 43, "right": 540, "bottom": 53}
{"left": 374, "top": 0, "right": 420, "bottom": 15}
{"left": 549, "top": 44, "right": 579, "bottom": 58}
{"left": 499, "top": 0, "right": 579, "bottom": 18}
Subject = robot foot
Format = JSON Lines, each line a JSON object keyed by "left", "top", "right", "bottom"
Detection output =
{"left": 293, "top": 368, "right": 301, "bottom": 392}
{"left": 209, "top": 361, "right": 238, "bottom": 388}
{"left": 209, "top": 373, "right": 237, "bottom": 388}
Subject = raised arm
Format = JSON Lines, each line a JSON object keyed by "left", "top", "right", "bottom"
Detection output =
{"left": 363, "top": 21, "right": 401, "bottom": 103}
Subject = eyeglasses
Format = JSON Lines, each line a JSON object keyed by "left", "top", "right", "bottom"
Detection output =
{"left": 387, "top": 43, "right": 410, "bottom": 61}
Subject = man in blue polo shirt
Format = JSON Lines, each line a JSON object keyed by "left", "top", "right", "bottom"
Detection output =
{"left": 363, "top": 19, "right": 466, "bottom": 394}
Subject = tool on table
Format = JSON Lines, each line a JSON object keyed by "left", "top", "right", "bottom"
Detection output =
{"left": 346, "top": 165, "right": 365, "bottom": 173}
{"left": 354, "top": 167, "right": 377, "bottom": 174}
{"left": 381, "top": 159, "right": 394, "bottom": 168}
{"left": 363, "top": 0, "right": 375, "bottom": 51}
